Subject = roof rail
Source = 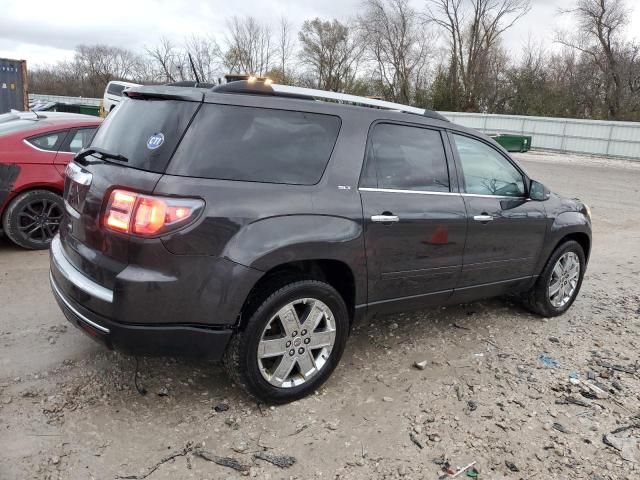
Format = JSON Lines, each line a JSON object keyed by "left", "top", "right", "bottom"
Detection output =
{"left": 211, "top": 80, "right": 448, "bottom": 121}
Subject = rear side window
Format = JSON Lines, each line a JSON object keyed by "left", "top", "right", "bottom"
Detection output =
{"left": 89, "top": 98, "right": 199, "bottom": 173}
{"left": 361, "top": 123, "right": 450, "bottom": 192}
{"left": 26, "top": 131, "right": 67, "bottom": 151}
{"left": 167, "top": 104, "right": 341, "bottom": 185}
{"left": 107, "top": 83, "right": 127, "bottom": 96}
{"left": 65, "top": 128, "right": 97, "bottom": 153}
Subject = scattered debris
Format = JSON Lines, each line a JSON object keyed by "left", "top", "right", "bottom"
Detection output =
{"left": 214, "top": 402, "right": 229, "bottom": 412}
{"left": 116, "top": 443, "right": 194, "bottom": 479}
{"left": 193, "top": 448, "right": 250, "bottom": 472}
{"left": 553, "top": 422, "right": 570, "bottom": 434}
{"left": 538, "top": 354, "right": 560, "bottom": 368}
{"left": 505, "top": 460, "right": 520, "bottom": 472}
{"left": 409, "top": 432, "right": 424, "bottom": 449}
{"left": 382, "top": 396, "right": 394, "bottom": 402}
{"left": 156, "top": 387, "right": 169, "bottom": 397}
{"left": 414, "top": 360, "right": 428, "bottom": 370}
{"left": 254, "top": 451, "right": 296, "bottom": 468}
{"left": 453, "top": 323, "right": 470, "bottom": 330}
{"left": 451, "top": 461, "right": 477, "bottom": 478}
{"left": 454, "top": 385, "right": 463, "bottom": 401}
{"left": 548, "top": 336, "right": 560, "bottom": 343}
{"left": 467, "top": 400, "right": 478, "bottom": 412}
{"left": 288, "top": 424, "right": 309, "bottom": 436}
{"left": 559, "top": 396, "right": 592, "bottom": 408}
{"left": 466, "top": 466, "right": 479, "bottom": 478}
{"left": 603, "top": 424, "right": 640, "bottom": 463}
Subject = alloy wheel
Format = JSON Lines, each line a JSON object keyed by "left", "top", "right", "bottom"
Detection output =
{"left": 548, "top": 251, "right": 580, "bottom": 308}
{"left": 257, "top": 298, "right": 337, "bottom": 388}
{"left": 17, "top": 198, "right": 63, "bottom": 244}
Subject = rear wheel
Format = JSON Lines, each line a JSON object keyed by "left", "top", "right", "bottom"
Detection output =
{"left": 523, "top": 240, "right": 586, "bottom": 317}
{"left": 2, "top": 190, "right": 64, "bottom": 250}
{"left": 224, "top": 279, "right": 349, "bottom": 403}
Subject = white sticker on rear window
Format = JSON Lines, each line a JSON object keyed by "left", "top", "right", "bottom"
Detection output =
{"left": 147, "top": 133, "right": 164, "bottom": 150}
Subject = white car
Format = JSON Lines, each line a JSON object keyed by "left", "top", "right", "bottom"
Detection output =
{"left": 103, "top": 80, "right": 141, "bottom": 113}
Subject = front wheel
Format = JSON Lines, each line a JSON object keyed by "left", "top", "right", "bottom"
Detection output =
{"left": 523, "top": 240, "right": 586, "bottom": 317}
{"left": 224, "top": 279, "right": 349, "bottom": 404}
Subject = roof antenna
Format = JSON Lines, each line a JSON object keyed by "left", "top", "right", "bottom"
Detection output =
{"left": 188, "top": 53, "right": 201, "bottom": 86}
{"left": 30, "top": 108, "right": 43, "bottom": 120}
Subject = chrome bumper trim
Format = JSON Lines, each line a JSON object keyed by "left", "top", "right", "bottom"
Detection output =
{"left": 50, "top": 235, "right": 113, "bottom": 304}
{"left": 50, "top": 271, "right": 110, "bottom": 334}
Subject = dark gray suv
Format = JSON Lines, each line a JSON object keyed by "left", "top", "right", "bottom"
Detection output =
{"left": 49, "top": 80, "right": 592, "bottom": 403}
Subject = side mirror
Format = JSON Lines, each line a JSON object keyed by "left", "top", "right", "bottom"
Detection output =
{"left": 529, "top": 179, "right": 550, "bottom": 201}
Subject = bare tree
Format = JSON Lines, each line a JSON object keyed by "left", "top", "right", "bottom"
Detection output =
{"left": 223, "top": 16, "right": 275, "bottom": 75}
{"left": 298, "top": 18, "right": 364, "bottom": 91}
{"left": 358, "top": 0, "right": 433, "bottom": 103}
{"left": 557, "top": 0, "right": 630, "bottom": 119}
{"left": 276, "top": 16, "right": 296, "bottom": 84}
{"left": 184, "top": 35, "right": 222, "bottom": 83}
{"left": 146, "top": 38, "right": 187, "bottom": 83}
{"left": 427, "top": 0, "right": 531, "bottom": 110}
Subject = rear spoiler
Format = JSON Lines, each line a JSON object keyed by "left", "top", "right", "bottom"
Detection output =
{"left": 123, "top": 86, "right": 204, "bottom": 102}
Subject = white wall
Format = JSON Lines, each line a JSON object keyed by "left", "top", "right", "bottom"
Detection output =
{"left": 29, "top": 93, "right": 102, "bottom": 106}
{"left": 440, "top": 112, "right": 640, "bottom": 160}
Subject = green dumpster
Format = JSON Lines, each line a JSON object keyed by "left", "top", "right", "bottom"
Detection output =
{"left": 490, "top": 134, "right": 532, "bottom": 152}
{"left": 78, "top": 105, "right": 101, "bottom": 117}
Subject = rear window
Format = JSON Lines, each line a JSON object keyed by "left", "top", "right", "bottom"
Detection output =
{"left": 106, "top": 83, "right": 127, "bottom": 96}
{"left": 167, "top": 104, "right": 341, "bottom": 185}
{"left": 89, "top": 98, "right": 199, "bottom": 173}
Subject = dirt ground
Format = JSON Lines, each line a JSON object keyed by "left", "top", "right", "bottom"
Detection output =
{"left": 1, "top": 151, "right": 639, "bottom": 480}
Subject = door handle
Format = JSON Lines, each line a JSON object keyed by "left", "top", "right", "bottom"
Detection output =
{"left": 473, "top": 214, "right": 494, "bottom": 222}
{"left": 371, "top": 214, "right": 400, "bottom": 223}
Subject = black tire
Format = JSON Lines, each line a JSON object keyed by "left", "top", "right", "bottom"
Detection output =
{"left": 224, "top": 279, "right": 349, "bottom": 404}
{"left": 2, "top": 190, "right": 64, "bottom": 250}
{"left": 523, "top": 240, "right": 586, "bottom": 317}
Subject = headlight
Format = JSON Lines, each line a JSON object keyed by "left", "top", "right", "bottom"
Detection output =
{"left": 583, "top": 204, "right": 592, "bottom": 221}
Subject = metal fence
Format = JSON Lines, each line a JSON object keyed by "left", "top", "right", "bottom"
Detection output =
{"left": 28, "top": 93, "right": 102, "bottom": 106}
{"left": 440, "top": 111, "right": 640, "bottom": 160}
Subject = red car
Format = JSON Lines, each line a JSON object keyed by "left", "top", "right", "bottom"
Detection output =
{"left": 0, "top": 112, "right": 102, "bottom": 249}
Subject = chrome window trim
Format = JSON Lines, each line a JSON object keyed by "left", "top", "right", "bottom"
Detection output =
{"left": 50, "top": 272, "right": 110, "bottom": 334}
{"left": 462, "top": 193, "right": 527, "bottom": 200}
{"left": 50, "top": 235, "right": 113, "bottom": 303}
{"left": 359, "top": 187, "right": 460, "bottom": 196}
{"left": 22, "top": 138, "right": 58, "bottom": 153}
{"left": 358, "top": 187, "right": 525, "bottom": 200}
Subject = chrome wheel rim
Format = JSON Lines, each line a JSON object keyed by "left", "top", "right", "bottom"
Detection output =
{"left": 257, "top": 298, "right": 336, "bottom": 388}
{"left": 548, "top": 252, "right": 580, "bottom": 308}
{"left": 17, "top": 199, "right": 63, "bottom": 243}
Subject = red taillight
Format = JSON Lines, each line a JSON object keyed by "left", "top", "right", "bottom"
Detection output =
{"left": 104, "top": 189, "right": 203, "bottom": 236}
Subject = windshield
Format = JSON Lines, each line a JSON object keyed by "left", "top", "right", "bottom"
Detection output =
{"left": 89, "top": 98, "right": 199, "bottom": 173}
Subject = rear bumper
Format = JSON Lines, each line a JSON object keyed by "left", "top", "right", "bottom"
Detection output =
{"left": 49, "top": 271, "right": 233, "bottom": 360}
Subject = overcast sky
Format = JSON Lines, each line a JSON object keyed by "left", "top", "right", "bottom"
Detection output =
{"left": 1, "top": 0, "right": 638, "bottom": 67}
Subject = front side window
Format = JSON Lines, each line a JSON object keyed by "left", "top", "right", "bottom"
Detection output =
{"left": 361, "top": 123, "right": 450, "bottom": 192}
{"left": 168, "top": 104, "right": 341, "bottom": 185}
{"left": 452, "top": 134, "right": 525, "bottom": 197}
{"left": 26, "top": 131, "right": 66, "bottom": 151}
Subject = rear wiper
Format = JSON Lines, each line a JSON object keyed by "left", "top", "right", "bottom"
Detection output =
{"left": 75, "top": 147, "right": 129, "bottom": 163}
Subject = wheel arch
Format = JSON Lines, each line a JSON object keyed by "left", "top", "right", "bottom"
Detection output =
{"left": 237, "top": 259, "right": 359, "bottom": 331}
{"left": 1, "top": 184, "right": 63, "bottom": 222}
{"left": 535, "top": 213, "right": 591, "bottom": 275}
